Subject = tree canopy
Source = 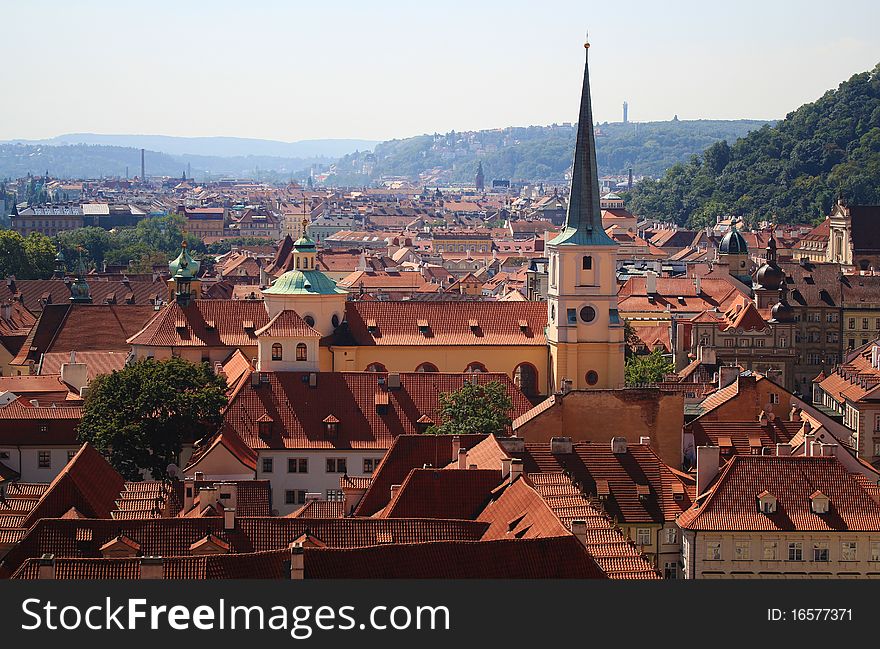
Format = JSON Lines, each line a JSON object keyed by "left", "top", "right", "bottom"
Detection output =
{"left": 0, "top": 230, "right": 57, "bottom": 279}
{"left": 78, "top": 358, "right": 228, "bottom": 480}
{"left": 426, "top": 379, "right": 513, "bottom": 437}
{"left": 628, "top": 63, "right": 880, "bottom": 226}
{"left": 625, "top": 349, "right": 675, "bottom": 386}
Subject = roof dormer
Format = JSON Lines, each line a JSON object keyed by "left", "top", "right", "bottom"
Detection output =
{"left": 810, "top": 490, "right": 830, "bottom": 514}
{"left": 757, "top": 490, "right": 777, "bottom": 514}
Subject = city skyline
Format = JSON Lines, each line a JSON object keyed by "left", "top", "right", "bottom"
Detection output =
{"left": 1, "top": 0, "right": 879, "bottom": 143}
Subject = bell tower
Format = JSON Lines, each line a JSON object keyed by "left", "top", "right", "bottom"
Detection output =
{"left": 545, "top": 39, "right": 624, "bottom": 392}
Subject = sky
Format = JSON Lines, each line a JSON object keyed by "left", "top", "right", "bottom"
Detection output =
{"left": 1, "top": 0, "right": 879, "bottom": 143}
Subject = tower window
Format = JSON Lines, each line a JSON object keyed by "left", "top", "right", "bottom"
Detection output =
{"left": 331, "top": 314, "right": 340, "bottom": 328}
{"left": 567, "top": 309, "right": 577, "bottom": 325}
{"left": 585, "top": 371, "right": 599, "bottom": 386}
{"left": 271, "top": 343, "right": 283, "bottom": 361}
{"left": 582, "top": 256, "right": 592, "bottom": 270}
{"left": 304, "top": 315, "right": 315, "bottom": 327}
{"left": 579, "top": 306, "right": 596, "bottom": 323}
{"left": 296, "top": 343, "right": 307, "bottom": 362}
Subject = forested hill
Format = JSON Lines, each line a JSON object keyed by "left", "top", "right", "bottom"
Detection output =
{"left": 628, "top": 63, "right": 880, "bottom": 227}
{"left": 331, "top": 119, "right": 771, "bottom": 185}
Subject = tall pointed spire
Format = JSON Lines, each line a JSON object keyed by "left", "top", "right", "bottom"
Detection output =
{"left": 550, "top": 39, "right": 615, "bottom": 247}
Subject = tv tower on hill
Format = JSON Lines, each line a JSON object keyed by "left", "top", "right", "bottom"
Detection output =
{"left": 623, "top": 101, "right": 629, "bottom": 124}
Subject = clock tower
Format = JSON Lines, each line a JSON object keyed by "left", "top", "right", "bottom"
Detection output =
{"left": 546, "top": 40, "right": 624, "bottom": 392}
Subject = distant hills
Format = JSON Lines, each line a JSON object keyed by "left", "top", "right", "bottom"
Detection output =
{"left": 628, "top": 63, "right": 880, "bottom": 226}
{"left": 331, "top": 119, "right": 773, "bottom": 185}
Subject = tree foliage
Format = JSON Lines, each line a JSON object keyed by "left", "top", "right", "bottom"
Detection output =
{"left": 625, "top": 349, "right": 675, "bottom": 386}
{"left": 78, "top": 358, "right": 228, "bottom": 480}
{"left": 0, "top": 229, "right": 57, "bottom": 279}
{"left": 628, "top": 63, "right": 880, "bottom": 225}
{"left": 426, "top": 379, "right": 513, "bottom": 437}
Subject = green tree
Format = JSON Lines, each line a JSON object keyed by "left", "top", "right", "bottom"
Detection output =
{"left": 625, "top": 349, "right": 675, "bottom": 386}
{"left": 22, "top": 232, "right": 57, "bottom": 279}
{"left": 78, "top": 358, "right": 228, "bottom": 480}
{"left": 427, "top": 379, "right": 513, "bottom": 436}
{"left": 0, "top": 230, "right": 28, "bottom": 278}
{"left": 56, "top": 227, "right": 112, "bottom": 268}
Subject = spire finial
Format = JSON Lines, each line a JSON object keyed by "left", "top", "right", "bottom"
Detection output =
{"left": 584, "top": 30, "right": 590, "bottom": 48}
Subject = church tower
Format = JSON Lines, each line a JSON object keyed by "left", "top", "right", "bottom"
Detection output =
{"left": 545, "top": 39, "right": 624, "bottom": 392}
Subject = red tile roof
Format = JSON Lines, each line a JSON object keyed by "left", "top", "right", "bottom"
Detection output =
{"left": 383, "top": 469, "right": 502, "bottom": 520}
{"left": 678, "top": 455, "right": 880, "bottom": 531}
{"left": 687, "top": 419, "right": 801, "bottom": 457}
{"left": 336, "top": 301, "right": 547, "bottom": 346}
{"left": 254, "top": 309, "right": 321, "bottom": 338}
{"left": 127, "top": 300, "right": 270, "bottom": 348}
{"left": 39, "top": 351, "right": 129, "bottom": 381}
{"left": 0, "top": 399, "right": 81, "bottom": 445}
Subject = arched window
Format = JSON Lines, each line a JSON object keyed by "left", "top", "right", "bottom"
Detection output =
{"left": 296, "top": 343, "right": 307, "bottom": 361}
{"left": 365, "top": 362, "right": 387, "bottom": 372}
{"left": 271, "top": 343, "right": 283, "bottom": 361}
{"left": 514, "top": 363, "right": 538, "bottom": 397}
{"left": 415, "top": 362, "right": 439, "bottom": 373}
{"left": 465, "top": 362, "right": 487, "bottom": 373}
{"left": 295, "top": 257, "right": 300, "bottom": 269}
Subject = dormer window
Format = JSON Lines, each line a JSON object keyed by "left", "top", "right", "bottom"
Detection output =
{"left": 810, "top": 490, "right": 830, "bottom": 514}
{"left": 757, "top": 490, "right": 777, "bottom": 514}
{"left": 417, "top": 319, "right": 429, "bottom": 334}
{"left": 257, "top": 415, "right": 273, "bottom": 438}
{"left": 323, "top": 415, "right": 339, "bottom": 438}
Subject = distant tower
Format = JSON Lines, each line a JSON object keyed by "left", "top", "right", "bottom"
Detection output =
{"left": 628, "top": 168, "right": 633, "bottom": 190}
{"left": 475, "top": 161, "right": 485, "bottom": 192}
{"left": 140, "top": 148, "right": 145, "bottom": 182}
{"left": 623, "top": 101, "right": 628, "bottom": 124}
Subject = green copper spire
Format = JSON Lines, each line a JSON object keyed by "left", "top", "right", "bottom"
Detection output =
{"left": 69, "top": 249, "right": 92, "bottom": 303}
{"left": 169, "top": 239, "right": 200, "bottom": 279}
{"left": 549, "top": 41, "right": 615, "bottom": 247}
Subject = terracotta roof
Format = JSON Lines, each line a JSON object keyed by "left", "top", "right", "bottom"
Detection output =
{"left": 678, "top": 455, "right": 880, "bottom": 531}
{"left": 0, "top": 278, "right": 165, "bottom": 315}
{"left": 383, "top": 468, "right": 502, "bottom": 519}
{"left": 334, "top": 301, "right": 547, "bottom": 346}
{"left": 39, "top": 351, "right": 129, "bottom": 381}
{"left": 223, "top": 372, "right": 530, "bottom": 451}
{"left": 302, "top": 536, "right": 605, "bottom": 579}
{"left": 720, "top": 295, "right": 768, "bottom": 332}
{"left": 127, "top": 300, "right": 270, "bottom": 347}
{"left": 687, "top": 420, "right": 801, "bottom": 457}
{"left": 617, "top": 276, "right": 746, "bottom": 314}
{"left": 0, "top": 399, "right": 81, "bottom": 445}
{"left": 254, "top": 309, "right": 320, "bottom": 338}
{"left": 286, "top": 501, "right": 346, "bottom": 519}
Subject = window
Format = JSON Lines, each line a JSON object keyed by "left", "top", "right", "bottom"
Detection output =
{"left": 465, "top": 362, "right": 487, "bottom": 373}
{"left": 734, "top": 541, "right": 751, "bottom": 561}
{"left": 304, "top": 315, "right": 315, "bottom": 327}
{"left": 872, "top": 542, "right": 880, "bottom": 562}
{"left": 585, "top": 370, "right": 599, "bottom": 386}
{"left": 326, "top": 458, "right": 347, "bottom": 473}
{"left": 841, "top": 542, "right": 858, "bottom": 561}
{"left": 769, "top": 393, "right": 779, "bottom": 404}
{"left": 415, "top": 362, "right": 438, "bottom": 373}
{"left": 288, "top": 458, "right": 308, "bottom": 473}
{"left": 788, "top": 542, "right": 803, "bottom": 561}
{"left": 849, "top": 318, "right": 856, "bottom": 330}
{"left": 739, "top": 338, "right": 749, "bottom": 347}
{"left": 365, "top": 363, "right": 387, "bottom": 372}
{"left": 706, "top": 541, "right": 722, "bottom": 561}
{"left": 663, "top": 562, "right": 678, "bottom": 579}
{"left": 285, "top": 490, "right": 306, "bottom": 505}
{"left": 876, "top": 318, "right": 880, "bottom": 330}
{"left": 636, "top": 528, "right": 651, "bottom": 546}
{"left": 262, "top": 458, "right": 273, "bottom": 473}
{"left": 754, "top": 338, "right": 765, "bottom": 347}
{"left": 567, "top": 308, "right": 577, "bottom": 325}
{"left": 813, "top": 542, "right": 829, "bottom": 562}
{"left": 664, "top": 527, "right": 677, "bottom": 545}
{"left": 579, "top": 306, "right": 596, "bottom": 323}
{"left": 296, "top": 343, "right": 307, "bottom": 361}
{"left": 582, "top": 256, "right": 592, "bottom": 270}
{"left": 724, "top": 339, "right": 735, "bottom": 347}
{"left": 363, "top": 458, "right": 382, "bottom": 474}
{"left": 779, "top": 337, "right": 788, "bottom": 348}
{"left": 762, "top": 541, "right": 778, "bottom": 560}
{"left": 876, "top": 415, "right": 880, "bottom": 432}
{"left": 38, "top": 451, "right": 51, "bottom": 469}
{"left": 271, "top": 343, "right": 283, "bottom": 361}
{"left": 332, "top": 314, "right": 340, "bottom": 328}
{"left": 326, "top": 489, "right": 344, "bottom": 501}
{"left": 849, "top": 338, "right": 855, "bottom": 349}
{"left": 864, "top": 318, "right": 869, "bottom": 330}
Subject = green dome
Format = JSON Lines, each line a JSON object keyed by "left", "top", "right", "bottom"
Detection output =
{"left": 169, "top": 243, "right": 200, "bottom": 279}
{"left": 293, "top": 234, "right": 316, "bottom": 249}
{"left": 263, "top": 269, "right": 347, "bottom": 296}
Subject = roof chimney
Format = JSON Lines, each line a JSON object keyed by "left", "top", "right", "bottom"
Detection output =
{"left": 457, "top": 447, "right": 468, "bottom": 469}
{"left": 804, "top": 432, "right": 816, "bottom": 456}
{"left": 611, "top": 436, "right": 628, "bottom": 454}
{"left": 509, "top": 458, "right": 523, "bottom": 484}
{"left": 289, "top": 543, "right": 304, "bottom": 580}
{"left": 451, "top": 435, "right": 460, "bottom": 463}
{"left": 390, "top": 484, "right": 402, "bottom": 502}
{"left": 776, "top": 443, "right": 791, "bottom": 457}
{"left": 140, "top": 556, "right": 164, "bottom": 580}
{"left": 645, "top": 272, "right": 657, "bottom": 295}
{"left": 820, "top": 443, "right": 838, "bottom": 457}
{"left": 37, "top": 554, "right": 55, "bottom": 580}
{"left": 789, "top": 405, "right": 802, "bottom": 422}
{"left": 223, "top": 507, "right": 236, "bottom": 531}
{"left": 550, "top": 436, "right": 573, "bottom": 454}
{"left": 570, "top": 520, "right": 587, "bottom": 546}
{"left": 639, "top": 436, "right": 651, "bottom": 446}
{"left": 696, "top": 446, "right": 721, "bottom": 495}
{"left": 500, "top": 457, "right": 512, "bottom": 480}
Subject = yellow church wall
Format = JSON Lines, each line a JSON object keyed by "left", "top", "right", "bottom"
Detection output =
{"left": 327, "top": 345, "right": 550, "bottom": 395}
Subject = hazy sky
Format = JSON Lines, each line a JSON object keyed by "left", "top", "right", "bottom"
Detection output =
{"left": 2, "top": 0, "right": 879, "bottom": 143}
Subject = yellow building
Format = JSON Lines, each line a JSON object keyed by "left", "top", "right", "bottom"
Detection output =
{"left": 545, "top": 41, "right": 624, "bottom": 391}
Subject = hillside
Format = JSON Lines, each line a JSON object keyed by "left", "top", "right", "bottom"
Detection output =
{"left": 628, "top": 63, "right": 880, "bottom": 226}
{"left": 0, "top": 143, "right": 329, "bottom": 181}
{"left": 331, "top": 119, "right": 772, "bottom": 185}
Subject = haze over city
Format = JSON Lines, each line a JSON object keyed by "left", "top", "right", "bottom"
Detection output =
{"left": 2, "top": 0, "right": 879, "bottom": 142}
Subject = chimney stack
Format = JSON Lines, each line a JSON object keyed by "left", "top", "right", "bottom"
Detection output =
{"left": 451, "top": 436, "right": 461, "bottom": 463}
{"left": 390, "top": 484, "right": 401, "bottom": 502}
{"left": 37, "top": 554, "right": 55, "bottom": 580}
{"left": 696, "top": 446, "right": 721, "bottom": 495}
{"left": 500, "top": 457, "right": 512, "bottom": 480}
{"left": 611, "top": 437, "right": 628, "bottom": 454}
{"left": 645, "top": 272, "right": 657, "bottom": 295}
{"left": 776, "top": 443, "right": 791, "bottom": 457}
{"left": 571, "top": 520, "right": 587, "bottom": 546}
{"left": 509, "top": 458, "right": 523, "bottom": 484}
{"left": 223, "top": 507, "right": 236, "bottom": 530}
{"left": 550, "top": 436, "right": 573, "bottom": 455}
{"left": 639, "top": 436, "right": 651, "bottom": 446}
{"left": 289, "top": 543, "right": 304, "bottom": 580}
{"left": 140, "top": 556, "right": 163, "bottom": 580}
{"left": 457, "top": 447, "right": 468, "bottom": 469}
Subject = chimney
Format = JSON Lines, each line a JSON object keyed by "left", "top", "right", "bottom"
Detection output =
{"left": 390, "top": 484, "right": 402, "bottom": 502}
{"left": 140, "top": 557, "right": 163, "bottom": 580}
{"left": 820, "top": 443, "right": 838, "bottom": 457}
{"left": 696, "top": 446, "right": 721, "bottom": 495}
{"left": 60, "top": 354, "right": 89, "bottom": 392}
{"left": 694, "top": 275, "right": 701, "bottom": 294}
{"left": 810, "top": 440, "right": 822, "bottom": 457}
{"left": 498, "top": 436, "right": 524, "bottom": 454}
{"left": 758, "top": 410, "right": 768, "bottom": 426}
{"left": 550, "top": 436, "right": 573, "bottom": 455}
{"left": 872, "top": 345, "right": 880, "bottom": 369}
{"left": 509, "top": 458, "right": 523, "bottom": 484}
{"left": 451, "top": 435, "right": 461, "bottom": 463}
{"left": 37, "top": 554, "right": 55, "bottom": 580}
{"left": 718, "top": 366, "right": 739, "bottom": 389}
{"left": 218, "top": 482, "right": 238, "bottom": 511}
{"left": 223, "top": 507, "right": 236, "bottom": 531}
{"left": 645, "top": 272, "right": 657, "bottom": 295}
{"left": 611, "top": 436, "right": 628, "bottom": 454}
{"left": 570, "top": 520, "right": 587, "bottom": 546}
{"left": 289, "top": 544, "right": 304, "bottom": 580}
{"left": 457, "top": 447, "right": 468, "bottom": 469}
{"left": 183, "top": 479, "right": 195, "bottom": 512}
{"left": 500, "top": 457, "right": 512, "bottom": 480}
{"left": 776, "top": 443, "right": 791, "bottom": 457}
{"left": 789, "top": 405, "right": 802, "bottom": 422}
{"left": 1, "top": 302, "right": 11, "bottom": 321}
{"left": 194, "top": 471, "right": 205, "bottom": 482}
{"left": 804, "top": 432, "right": 816, "bottom": 456}
{"left": 639, "top": 436, "right": 651, "bottom": 446}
